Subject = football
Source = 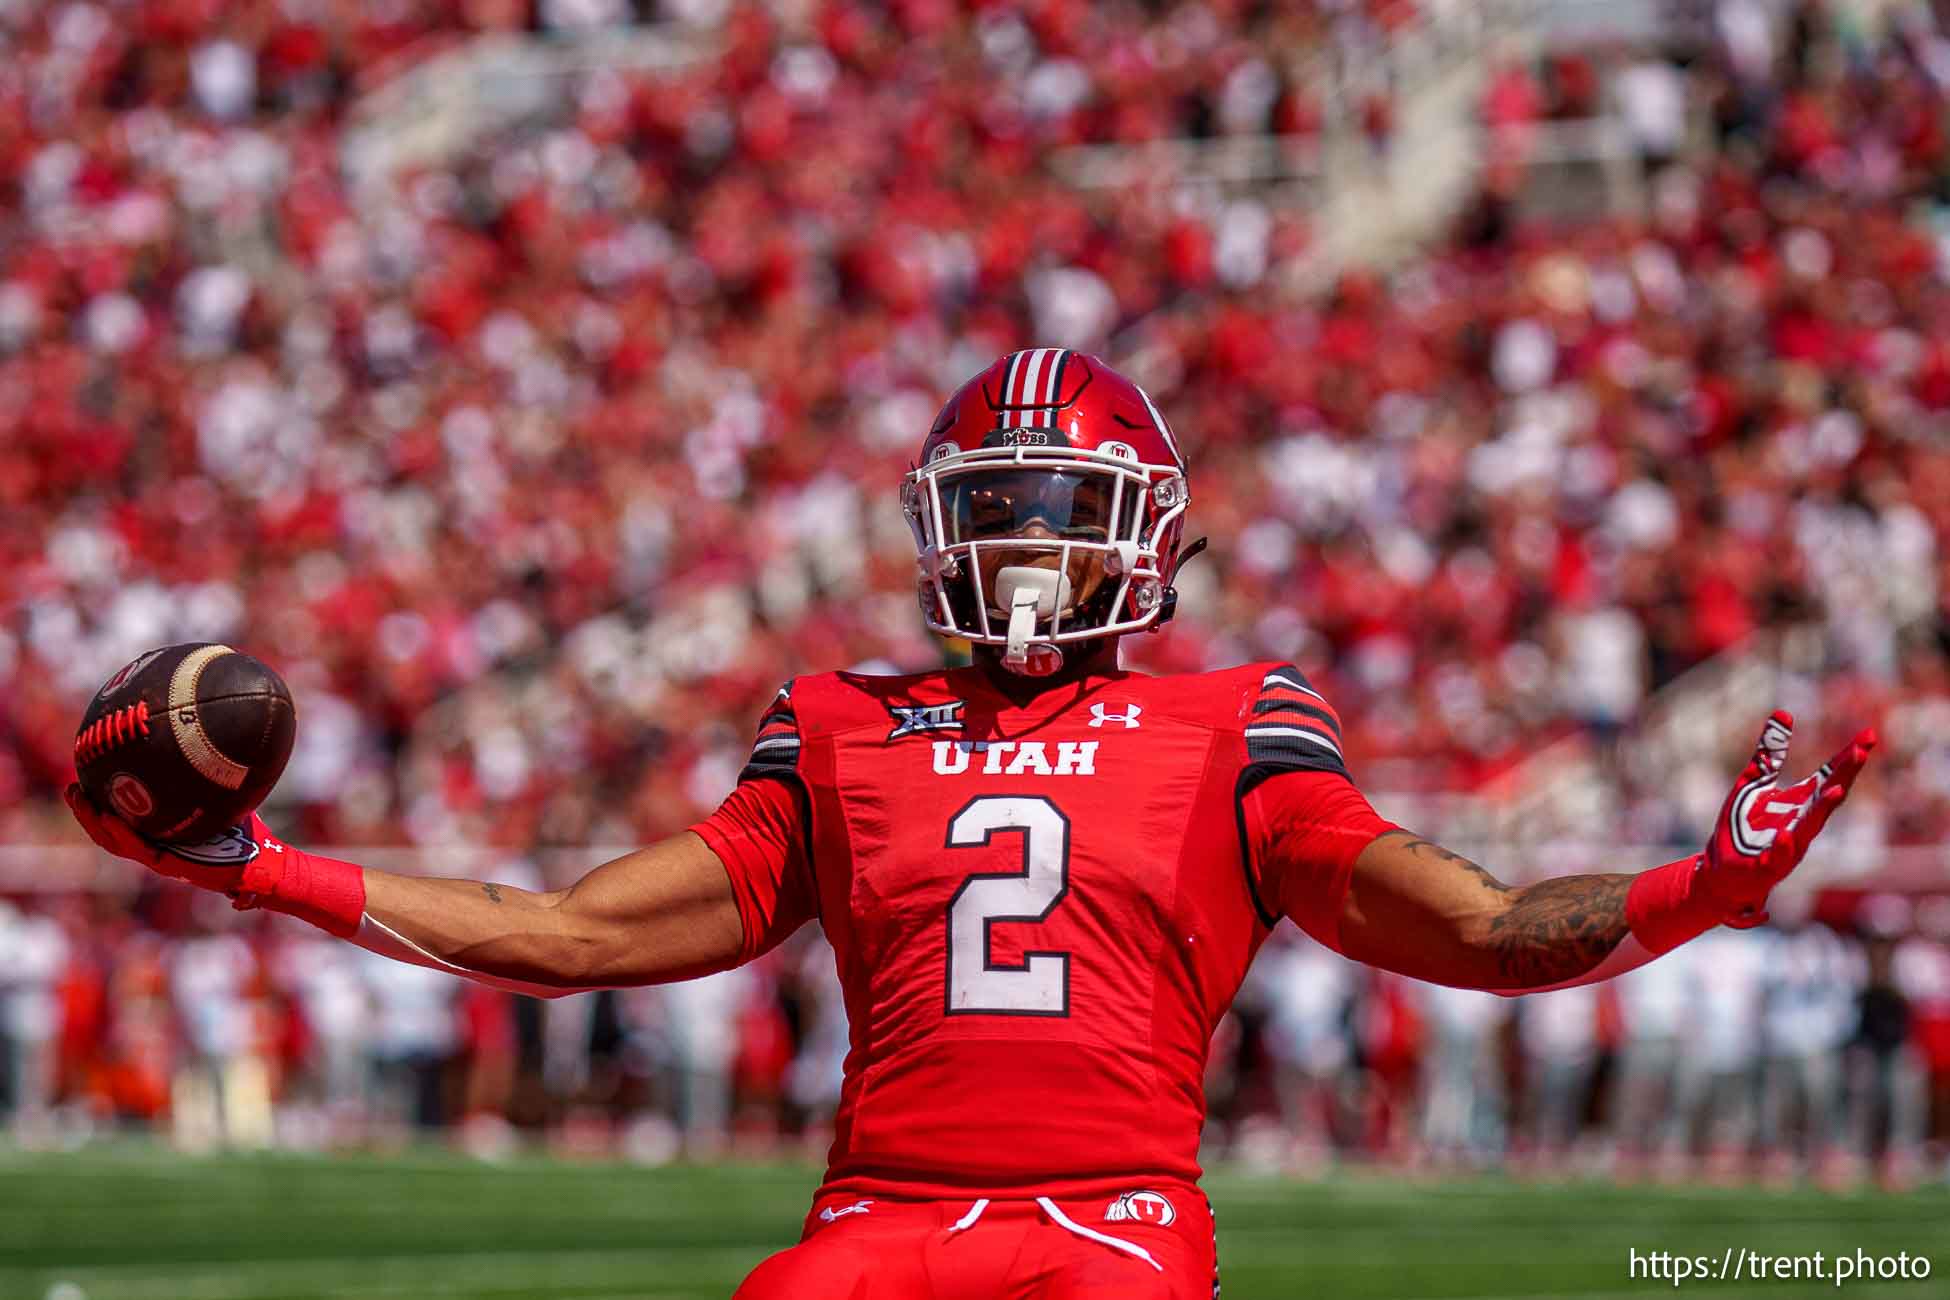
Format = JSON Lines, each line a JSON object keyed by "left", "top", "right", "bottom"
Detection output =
{"left": 73, "top": 642, "right": 296, "bottom": 845}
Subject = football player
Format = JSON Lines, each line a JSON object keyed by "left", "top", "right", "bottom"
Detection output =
{"left": 71, "top": 350, "right": 1875, "bottom": 1300}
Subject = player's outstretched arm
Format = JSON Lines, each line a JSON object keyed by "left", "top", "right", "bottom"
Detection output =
{"left": 358, "top": 834, "right": 745, "bottom": 992}
{"left": 1336, "top": 834, "right": 1637, "bottom": 991}
{"left": 1334, "top": 713, "right": 1875, "bottom": 994}
{"left": 66, "top": 786, "right": 746, "bottom": 995}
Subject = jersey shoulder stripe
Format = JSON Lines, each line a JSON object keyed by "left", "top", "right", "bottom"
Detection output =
{"left": 739, "top": 680, "right": 801, "bottom": 782}
{"left": 1241, "top": 663, "right": 1347, "bottom": 780}
{"left": 749, "top": 668, "right": 966, "bottom": 755}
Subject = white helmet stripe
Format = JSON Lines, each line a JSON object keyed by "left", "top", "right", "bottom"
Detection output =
{"left": 1133, "top": 381, "right": 1184, "bottom": 469}
{"left": 998, "top": 351, "right": 1028, "bottom": 427}
{"left": 1041, "top": 348, "right": 1069, "bottom": 425}
{"left": 1017, "top": 348, "right": 1050, "bottom": 422}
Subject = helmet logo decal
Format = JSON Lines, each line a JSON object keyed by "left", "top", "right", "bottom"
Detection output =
{"left": 930, "top": 442, "right": 959, "bottom": 463}
{"left": 984, "top": 426, "right": 1071, "bottom": 449}
{"left": 1100, "top": 440, "right": 1138, "bottom": 461}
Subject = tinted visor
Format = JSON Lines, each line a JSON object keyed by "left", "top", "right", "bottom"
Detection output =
{"left": 943, "top": 468, "right": 1137, "bottom": 545}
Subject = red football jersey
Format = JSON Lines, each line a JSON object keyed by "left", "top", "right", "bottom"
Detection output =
{"left": 691, "top": 661, "right": 1392, "bottom": 1200}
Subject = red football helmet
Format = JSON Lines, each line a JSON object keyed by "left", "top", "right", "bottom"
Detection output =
{"left": 903, "top": 349, "right": 1197, "bottom": 675}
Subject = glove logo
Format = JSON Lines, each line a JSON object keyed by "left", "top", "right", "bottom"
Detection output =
{"left": 156, "top": 824, "right": 262, "bottom": 867}
{"left": 1693, "top": 710, "right": 1875, "bottom": 932}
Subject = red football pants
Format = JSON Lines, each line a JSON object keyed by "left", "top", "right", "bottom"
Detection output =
{"left": 733, "top": 1187, "right": 1216, "bottom": 1300}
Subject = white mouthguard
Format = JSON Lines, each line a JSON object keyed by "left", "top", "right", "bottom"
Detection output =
{"left": 994, "top": 566, "right": 1070, "bottom": 675}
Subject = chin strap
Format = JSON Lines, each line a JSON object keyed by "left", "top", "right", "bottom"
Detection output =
{"left": 1153, "top": 536, "right": 1208, "bottom": 629}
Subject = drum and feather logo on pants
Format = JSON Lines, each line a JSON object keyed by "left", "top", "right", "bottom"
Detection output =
{"left": 1104, "top": 1190, "right": 1176, "bottom": 1226}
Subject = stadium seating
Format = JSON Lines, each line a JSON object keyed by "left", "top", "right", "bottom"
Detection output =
{"left": 0, "top": 0, "right": 1945, "bottom": 1173}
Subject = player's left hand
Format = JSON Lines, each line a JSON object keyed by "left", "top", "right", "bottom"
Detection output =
{"left": 1695, "top": 711, "right": 1876, "bottom": 928}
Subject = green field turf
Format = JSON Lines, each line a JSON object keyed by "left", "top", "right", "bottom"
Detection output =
{"left": 1, "top": 1147, "right": 1944, "bottom": 1300}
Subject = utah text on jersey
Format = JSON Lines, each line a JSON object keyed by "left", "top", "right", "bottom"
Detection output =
{"left": 931, "top": 739, "right": 1100, "bottom": 776}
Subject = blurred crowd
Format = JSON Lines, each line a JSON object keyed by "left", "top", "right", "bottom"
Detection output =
{"left": 4, "top": 0, "right": 1950, "bottom": 1184}
{"left": 1226, "top": 901, "right": 1950, "bottom": 1188}
{"left": 3, "top": 0, "right": 1944, "bottom": 861}
{"left": 0, "top": 888, "right": 852, "bottom": 1162}
{"left": 5, "top": 890, "right": 1949, "bottom": 1187}
{"left": 0, "top": 0, "right": 1352, "bottom": 856}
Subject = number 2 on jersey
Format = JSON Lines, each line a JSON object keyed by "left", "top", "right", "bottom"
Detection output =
{"left": 944, "top": 795, "right": 1072, "bottom": 1016}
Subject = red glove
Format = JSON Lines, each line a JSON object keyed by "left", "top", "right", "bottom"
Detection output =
{"left": 66, "top": 783, "right": 260, "bottom": 888}
{"left": 1627, "top": 711, "right": 1875, "bottom": 953}
{"left": 67, "top": 784, "right": 365, "bottom": 938}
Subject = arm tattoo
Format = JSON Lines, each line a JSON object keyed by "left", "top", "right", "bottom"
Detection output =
{"left": 480, "top": 883, "right": 503, "bottom": 904}
{"left": 1486, "top": 873, "right": 1634, "bottom": 987}
{"left": 1388, "top": 834, "right": 1514, "bottom": 895}
{"left": 1367, "top": 830, "right": 1634, "bottom": 988}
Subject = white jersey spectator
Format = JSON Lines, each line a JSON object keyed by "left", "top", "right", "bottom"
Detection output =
{"left": 785, "top": 936, "right": 849, "bottom": 1127}
{"left": 362, "top": 951, "right": 458, "bottom": 1132}
{"left": 1673, "top": 929, "right": 1770, "bottom": 1159}
{"left": 1518, "top": 984, "right": 1601, "bottom": 1161}
{"left": 274, "top": 935, "right": 374, "bottom": 1138}
{"left": 660, "top": 966, "right": 756, "bottom": 1152}
{"left": 1611, "top": 938, "right": 1697, "bottom": 1161}
{"left": 1760, "top": 920, "right": 1864, "bottom": 1166}
{"left": 1253, "top": 935, "right": 1358, "bottom": 1166}
{"left": 1613, "top": 59, "right": 1687, "bottom": 159}
{"left": 1417, "top": 983, "right": 1509, "bottom": 1165}
{"left": 169, "top": 928, "right": 270, "bottom": 1149}
{"left": 0, "top": 902, "right": 69, "bottom": 1139}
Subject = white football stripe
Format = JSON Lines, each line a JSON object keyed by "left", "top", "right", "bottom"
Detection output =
{"left": 167, "top": 644, "right": 250, "bottom": 790}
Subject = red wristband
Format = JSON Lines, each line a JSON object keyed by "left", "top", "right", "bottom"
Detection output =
{"left": 236, "top": 834, "right": 366, "bottom": 939}
{"left": 1625, "top": 854, "right": 1720, "bottom": 955}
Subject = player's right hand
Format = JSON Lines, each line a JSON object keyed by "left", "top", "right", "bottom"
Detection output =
{"left": 65, "top": 783, "right": 263, "bottom": 893}
{"left": 1695, "top": 711, "right": 1875, "bottom": 928}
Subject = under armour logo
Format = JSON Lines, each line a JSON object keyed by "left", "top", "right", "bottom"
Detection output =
{"left": 819, "top": 1199, "right": 874, "bottom": 1222}
{"left": 1088, "top": 703, "right": 1142, "bottom": 730}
